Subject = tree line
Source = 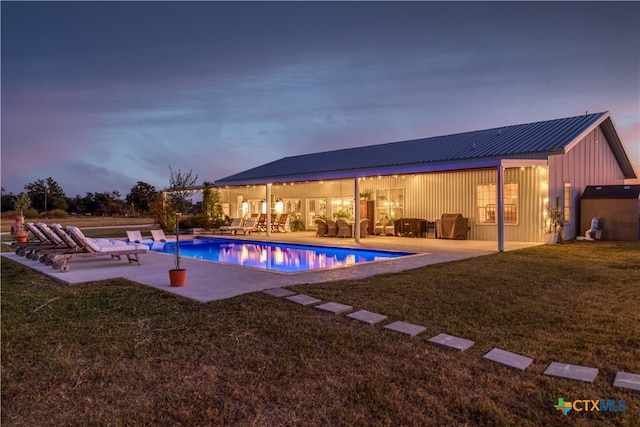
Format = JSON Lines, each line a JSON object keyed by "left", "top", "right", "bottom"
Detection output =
{"left": 1, "top": 178, "right": 159, "bottom": 217}
{"left": 1, "top": 168, "right": 226, "bottom": 230}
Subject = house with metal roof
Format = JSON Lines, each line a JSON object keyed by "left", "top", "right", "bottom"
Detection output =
{"left": 214, "top": 111, "right": 637, "bottom": 250}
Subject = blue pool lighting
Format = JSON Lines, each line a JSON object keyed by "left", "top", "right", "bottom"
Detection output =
{"left": 149, "top": 238, "right": 415, "bottom": 273}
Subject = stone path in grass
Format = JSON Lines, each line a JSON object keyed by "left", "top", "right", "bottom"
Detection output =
{"left": 262, "top": 288, "right": 640, "bottom": 393}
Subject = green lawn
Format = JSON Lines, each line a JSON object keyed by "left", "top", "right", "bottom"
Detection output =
{"left": 2, "top": 241, "right": 639, "bottom": 426}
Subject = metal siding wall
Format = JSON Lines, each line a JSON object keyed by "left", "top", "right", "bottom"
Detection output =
{"left": 220, "top": 167, "right": 546, "bottom": 241}
{"left": 549, "top": 127, "right": 627, "bottom": 239}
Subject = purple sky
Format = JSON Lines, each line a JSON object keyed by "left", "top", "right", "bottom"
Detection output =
{"left": 2, "top": 1, "right": 639, "bottom": 197}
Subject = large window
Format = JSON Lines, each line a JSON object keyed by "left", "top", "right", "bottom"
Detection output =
{"left": 375, "top": 188, "right": 404, "bottom": 221}
{"left": 476, "top": 183, "right": 518, "bottom": 224}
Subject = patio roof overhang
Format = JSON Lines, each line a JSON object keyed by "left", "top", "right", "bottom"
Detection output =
{"left": 214, "top": 158, "right": 549, "bottom": 187}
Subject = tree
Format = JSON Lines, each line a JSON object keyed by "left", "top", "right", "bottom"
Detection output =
{"left": 24, "top": 178, "right": 67, "bottom": 214}
{"left": 1, "top": 187, "right": 16, "bottom": 213}
{"left": 166, "top": 166, "right": 199, "bottom": 215}
{"left": 125, "top": 181, "right": 158, "bottom": 214}
{"left": 201, "top": 184, "right": 223, "bottom": 228}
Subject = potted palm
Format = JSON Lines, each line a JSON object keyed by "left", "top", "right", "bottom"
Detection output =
{"left": 164, "top": 166, "right": 198, "bottom": 287}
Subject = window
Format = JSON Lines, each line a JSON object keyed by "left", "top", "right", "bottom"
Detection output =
{"left": 476, "top": 183, "right": 518, "bottom": 224}
{"left": 563, "top": 183, "right": 571, "bottom": 224}
{"left": 375, "top": 188, "right": 404, "bottom": 221}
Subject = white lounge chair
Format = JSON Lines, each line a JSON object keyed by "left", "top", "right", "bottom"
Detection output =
{"left": 217, "top": 218, "right": 243, "bottom": 235}
{"left": 151, "top": 229, "right": 168, "bottom": 242}
{"left": 232, "top": 217, "right": 258, "bottom": 235}
{"left": 127, "top": 230, "right": 153, "bottom": 244}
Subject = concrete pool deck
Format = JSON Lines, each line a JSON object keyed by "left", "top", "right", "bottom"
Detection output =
{"left": 2, "top": 233, "right": 541, "bottom": 302}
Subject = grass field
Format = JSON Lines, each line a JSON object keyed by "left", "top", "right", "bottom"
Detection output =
{"left": 0, "top": 216, "right": 156, "bottom": 235}
{"left": 2, "top": 241, "right": 639, "bottom": 426}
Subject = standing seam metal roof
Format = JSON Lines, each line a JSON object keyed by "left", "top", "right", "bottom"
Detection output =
{"left": 214, "top": 112, "right": 634, "bottom": 185}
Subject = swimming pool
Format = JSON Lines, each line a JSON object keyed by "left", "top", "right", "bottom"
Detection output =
{"left": 150, "top": 238, "right": 415, "bottom": 273}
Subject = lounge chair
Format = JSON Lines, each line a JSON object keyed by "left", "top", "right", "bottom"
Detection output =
{"left": 151, "top": 229, "right": 168, "bottom": 242}
{"left": 336, "top": 219, "right": 353, "bottom": 238}
{"left": 27, "top": 223, "right": 79, "bottom": 264}
{"left": 271, "top": 213, "right": 289, "bottom": 233}
{"left": 232, "top": 217, "right": 259, "bottom": 235}
{"left": 325, "top": 219, "right": 338, "bottom": 237}
{"left": 12, "top": 222, "right": 53, "bottom": 257}
{"left": 217, "top": 218, "right": 243, "bottom": 235}
{"left": 256, "top": 214, "right": 267, "bottom": 232}
{"left": 45, "top": 226, "right": 148, "bottom": 272}
{"left": 127, "top": 230, "right": 153, "bottom": 244}
{"left": 315, "top": 219, "right": 328, "bottom": 236}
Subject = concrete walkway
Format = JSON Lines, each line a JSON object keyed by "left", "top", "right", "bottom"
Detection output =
{"left": 2, "top": 233, "right": 541, "bottom": 302}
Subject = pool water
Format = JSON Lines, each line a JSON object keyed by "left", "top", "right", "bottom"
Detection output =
{"left": 150, "top": 238, "right": 414, "bottom": 273}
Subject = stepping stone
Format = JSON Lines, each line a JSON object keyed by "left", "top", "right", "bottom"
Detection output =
{"left": 613, "top": 371, "right": 640, "bottom": 392}
{"left": 347, "top": 310, "right": 388, "bottom": 325}
{"left": 428, "top": 333, "right": 474, "bottom": 352}
{"left": 483, "top": 348, "right": 533, "bottom": 371}
{"left": 315, "top": 302, "right": 353, "bottom": 315}
{"left": 383, "top": 321, "right": 426, "bottom": 337}
{"left": 263, "top": 288, "right": 296, "bottom": 297}
{"left": 543, "top": 362, "right": 598, "bottom": 383}
{"left": 285, "top": 294, "right": 321, "bottom": 306}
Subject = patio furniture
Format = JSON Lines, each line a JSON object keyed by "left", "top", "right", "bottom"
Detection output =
{"left": 315, "top": 219, "right": 328, "bottom": 236}
{"left": 46, "top": 225, "right": 148, "bottom": 272}
{"left": 394, "top": 218, "right": 428, "bottom": 238}
{"left": 359, "top": 219, "right": 369, "bottom": 238}
{"left": 217, "top": 218, "right": 243, "bottom": 235}
{"left": 325, "top": 219, "right": 338, "bottom": 237}
{"left": 127, "top": 230, "right": 153, "bottom": 244}
{"left": 151, "top": 229, "right": 168, "bottom": 242}
{"left": 271, "top": 213, "right": 289, "bottom": 232}
{"left": 374, "top": 218, "right": 393, "bottom": 236}
{"left": 435, "top": 214, "right": 469, "bottom": 240}
{"left": 336, "top": 219, "right": 353, "bottom": 238}
{"left": 233, "top": 217, "right": 259, "bottom": 235}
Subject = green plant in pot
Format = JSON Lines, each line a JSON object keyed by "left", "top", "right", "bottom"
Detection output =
{"left": 166, "top": 166, "right": 198, "bottom": 287}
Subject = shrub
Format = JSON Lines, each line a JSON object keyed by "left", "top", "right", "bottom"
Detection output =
{"left": 44, "top": 209, "right": 69, "bottom": 219}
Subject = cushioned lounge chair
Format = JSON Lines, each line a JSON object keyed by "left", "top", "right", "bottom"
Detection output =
{"left": 217, "top": 218, "right": 243, "bottom": 235}
{"left": 45, "top": 225, "right": 148, "bottom": 272}
{"left": 12, "top": 222, "right": 58, "bottom": 258}
{"left": 232, "top": 217, "right": 259, "bottom": 235}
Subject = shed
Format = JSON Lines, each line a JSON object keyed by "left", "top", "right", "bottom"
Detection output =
{"left": 580, "top": 185, "right": 640, "bottom": 241}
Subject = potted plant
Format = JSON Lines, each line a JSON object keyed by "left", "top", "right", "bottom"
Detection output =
{"left": 11, "top": 194, "right": 31, "bottom": 243}
{"left": 169, "top": 212, "right": 187, "bottom": 287}
{"left": 543, "top": 205, "right": 563, "bottom": 244}
{"left": 165, "top": 166, "right": 198, "bottom": 287}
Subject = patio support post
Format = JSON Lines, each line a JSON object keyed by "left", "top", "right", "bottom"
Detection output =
{"left": 497, "top": 163, "right": 505, "bottom": 252}
{"left": 266, "top": 183, "right": 272, "bottom": 237}
{"left": 354, "top": 177, "right": 360, "bottom": 242}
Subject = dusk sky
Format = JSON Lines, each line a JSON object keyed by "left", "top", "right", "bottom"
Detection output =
{"left": 2, "top": 1, "right": 639, "bottom": 197}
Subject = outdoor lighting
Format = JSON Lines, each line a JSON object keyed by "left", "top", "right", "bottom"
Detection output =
{"left": 275, "top": 198, "right": 284, "bottom": 214}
